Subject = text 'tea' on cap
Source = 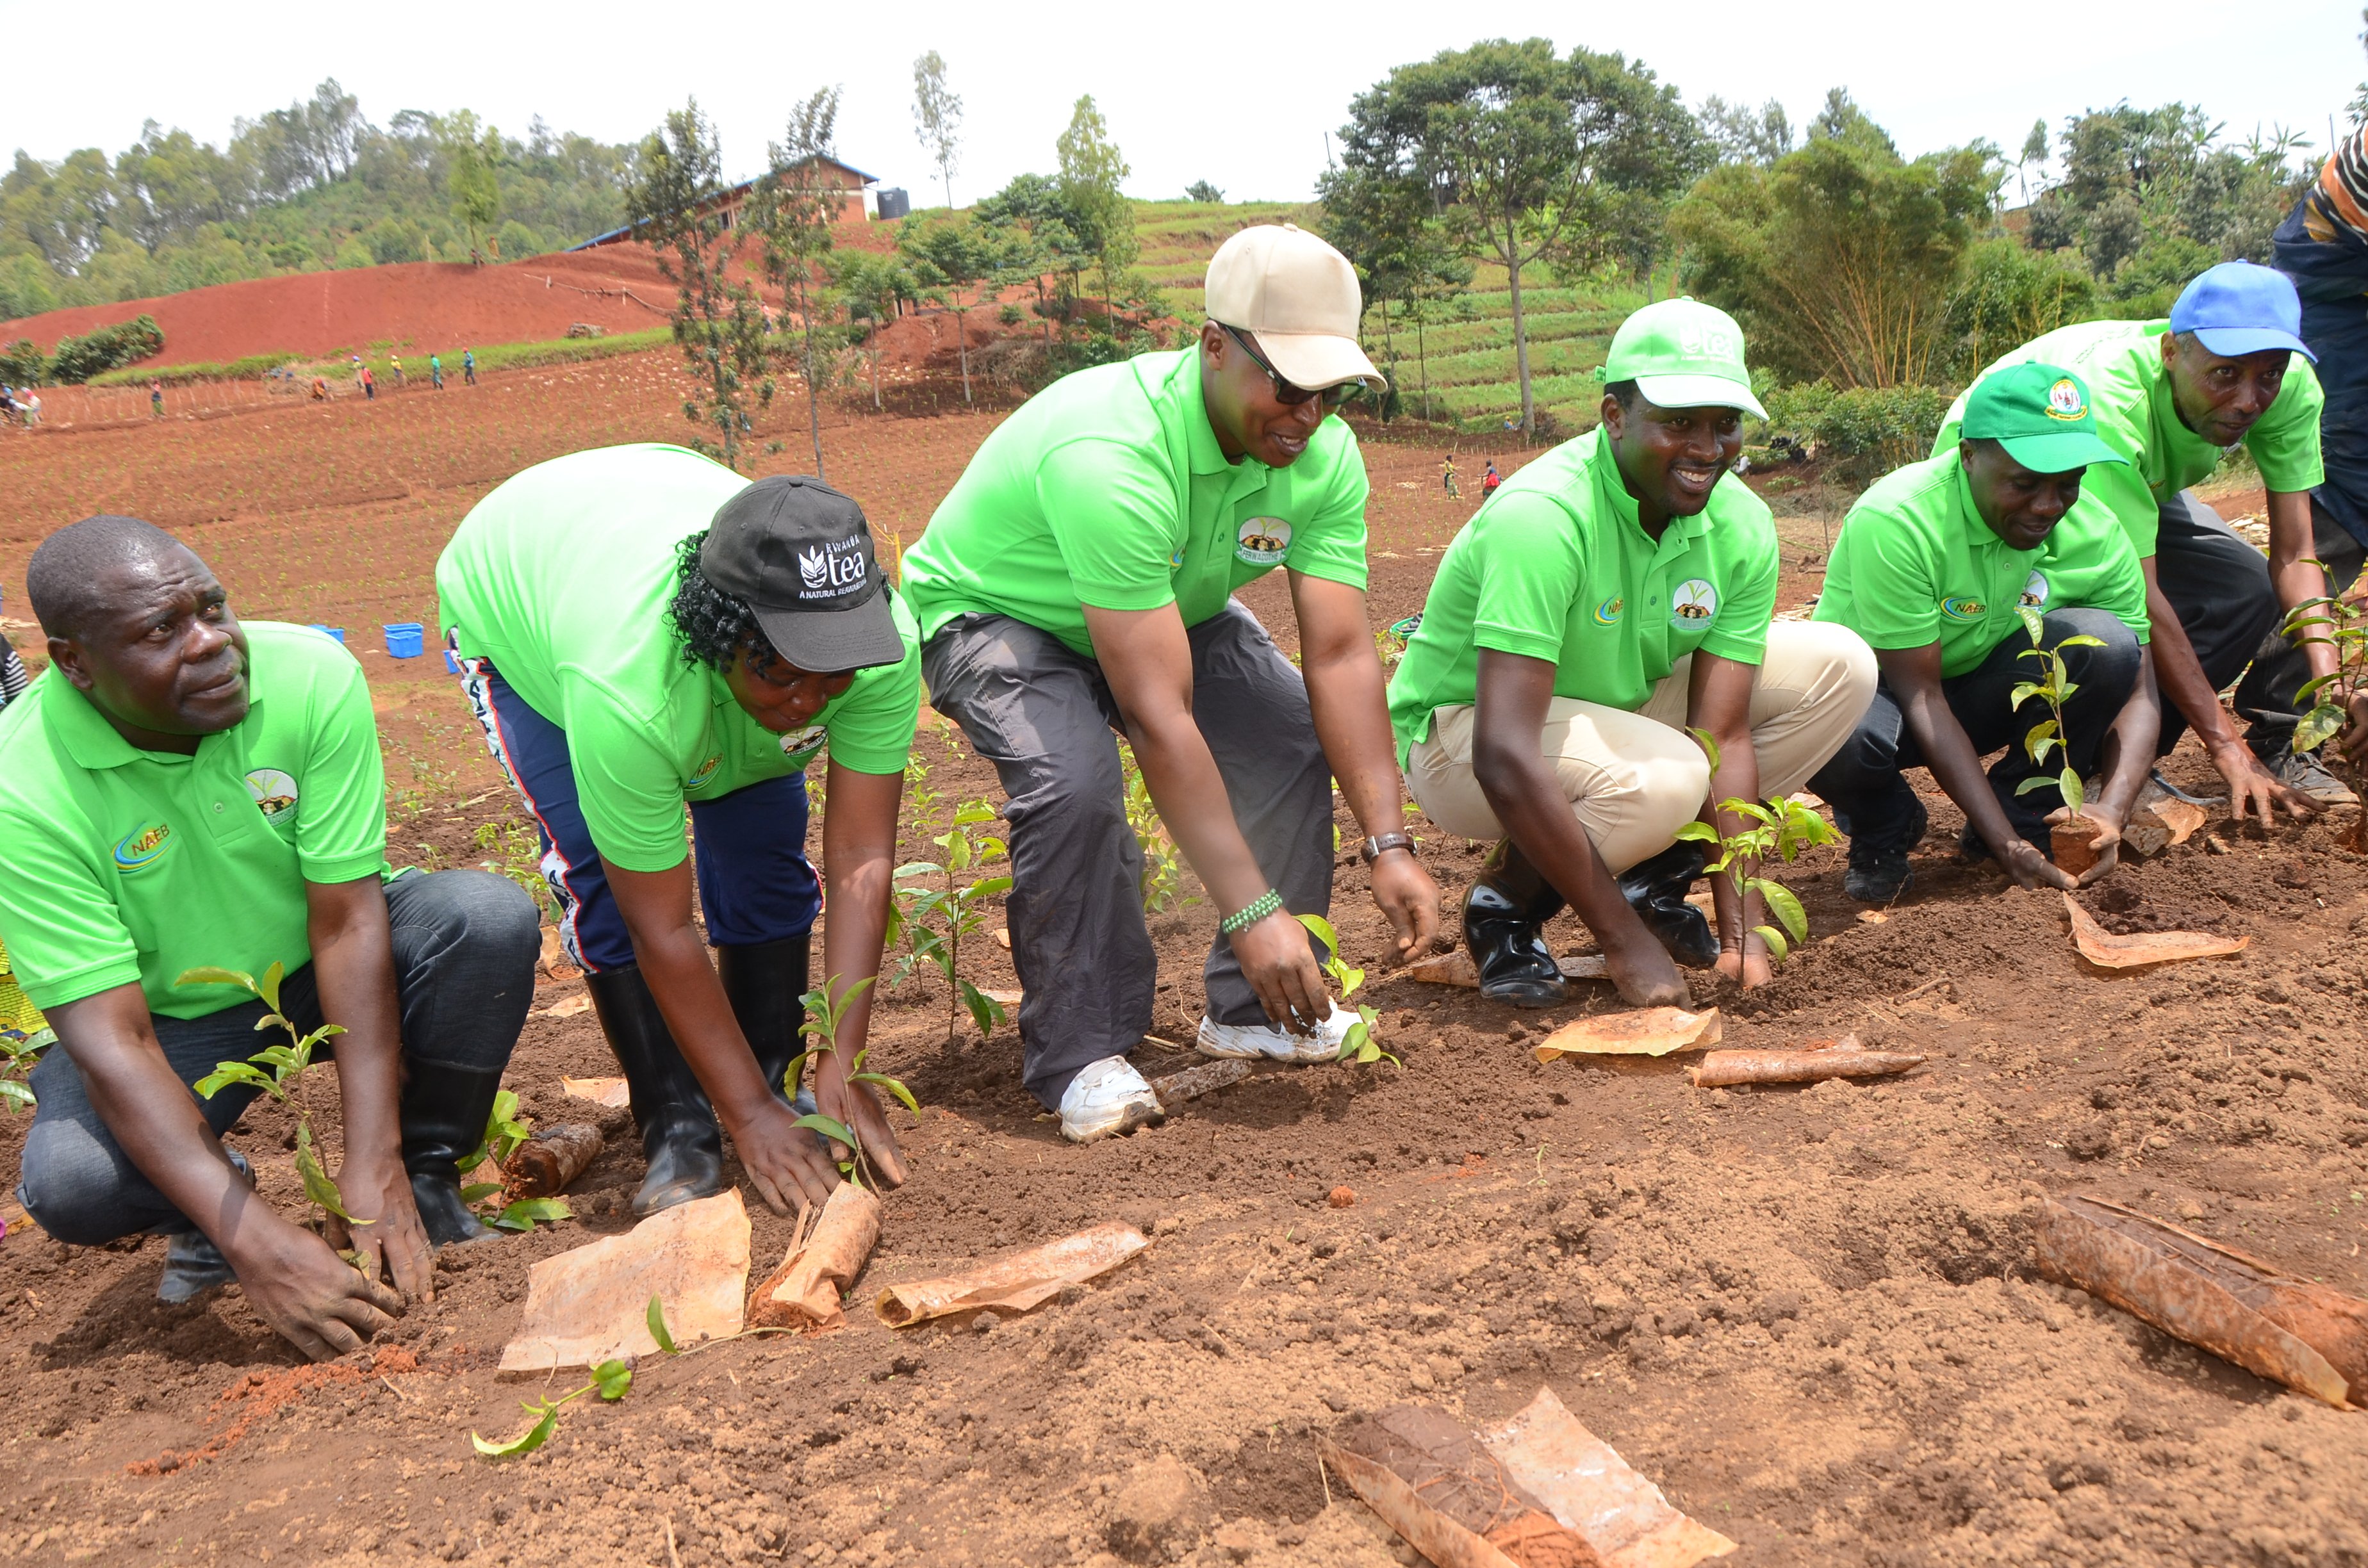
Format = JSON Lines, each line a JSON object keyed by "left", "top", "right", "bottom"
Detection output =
{"left": 1205, "top": 224, "right": 1386, "bottom": 394}
{"left": 1602, "top": 298, "right": 1766, "bottom": 420}
{"left": 2170, "top": 260, "right": 2314, "bottom": 363}
{"left": 700, "top": 475, "right": 906, "bottom": 674}
{"left": 1961, "top": 363, "right": 2128, "bottom": 475}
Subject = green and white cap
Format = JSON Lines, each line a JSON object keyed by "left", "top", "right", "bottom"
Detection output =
{"left": 1603, "top": 298, "right": 1766, "bottom": 419}
{"left": 1961, "top": 363, "right": 2127, "bottom": 475}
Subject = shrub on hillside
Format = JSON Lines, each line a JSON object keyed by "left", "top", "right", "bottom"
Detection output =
{"left": 0, "top": 339, "right": 45, "bottom": 384}
{"left": 1763, "top": 380, "right": 1952, "bottom": 488}
{"left": 47, "top": 315, "right": 165, "bottom": 383}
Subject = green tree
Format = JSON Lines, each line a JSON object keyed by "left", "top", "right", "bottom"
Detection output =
{"left": 1941, "top": 236, "right": 2096, "bottom": 382}
{"left": 752, "top": 86, "right": 847, "bottom": 478}
{"left": 1670, "top": 117, "right": 1997, "bottom": 389}
{"left": 833, "top": 250, "right": 915, "bottom": 409}
{"left": 627, "top": 98, "right": 772, "bottom": 471}
{"left": 975, "top": 172, "right": 1087, "bottom": 352}
{"left": 1699, "top": 96, "right": 1794, "bottom": 167}
{"left": 1185, "top": 179, "right": 1224, "bottom": 203}
{"left": 1316, "top": 162, "right": 1468, "bottom": 421}
{"left": 445, "top": 112, "right": 502, "bottom": 263}
{"left": 911, "top": 51, "right": 964, "bottom": 211}
{"left": 898, "top": 213, "right": 1005, "bottom": 404}
{"left": 2018, "top": 117, "right": 2050, "bottom": 204}
{"left": 1055, "top": 95, "right": 1137, "bottom": 338}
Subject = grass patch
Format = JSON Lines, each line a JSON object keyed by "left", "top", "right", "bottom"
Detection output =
{"left": 89, "top": 325, "right": 676, "bottom": 388}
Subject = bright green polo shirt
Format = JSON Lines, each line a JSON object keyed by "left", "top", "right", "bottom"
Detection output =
{"left": 0, "top": 623, "right": 391, "bottom": 1019}
{"left": 1388, "top": 428, "right": 1780, "bottom": 765}
{"left": 1935, "top": 319, "right": 2324, "bottom": 559}
{"left": 1816, "top": 452, "right": 2150, "bottom": 676}
{"left": 900, "top": 348, "right": 1370, "bottom": 658}
{"left": 435, "top": 444, "right": 922, "bottom": 874}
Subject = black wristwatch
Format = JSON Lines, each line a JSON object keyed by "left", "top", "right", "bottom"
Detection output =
{"left": 1360, "top": 831, "right": 1417, "bottom": 865}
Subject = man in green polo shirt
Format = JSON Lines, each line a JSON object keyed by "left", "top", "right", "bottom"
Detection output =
{"left": 1936, "top": 261, "right": 2340, "bottom": 812}
{"left": 901, "top": 224, "right": 1440, "bottom": 1141}
{"left": 1389, "top": 300, "right": 1877, "bottom": 1005}
{"left": 438, "top": 445, "right": 919, "bottom": 1216}
{"left": 1816, "top": 366, "right": 2157, "bottom": 899}
{"left": 3, "top": 516, "right": 541, "bottom": 1360}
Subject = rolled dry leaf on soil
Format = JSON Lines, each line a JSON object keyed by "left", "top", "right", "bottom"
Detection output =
{"left": 2034, "top": 1195, "right": 2368, "bottom": 1409}
{"left": 502, "top": 1123, "right": 604, "bottom": 1198}
{"left": 875, "top": 1223, "right": 1147, "bottom": 1327}
{"left": 499, "top": 1188, "right": 751, "bottom": 1372}
{"left": 750, "top": 1180, "right": 881, "bottom": 1332}
{"left": 2062, "top": 892, "right": 2248, "bottom": 970}
{"left": 538, "top": 925, "right": 582, "bottom": 980}
{"left": 1687, "top": 1033, "right": 1926, "bottom": 1088}
{"left": 1409, "top": 951, "right": 1609, "bottom": 989}
{"left": 1533, "top": 1008, "right": 1722, "bottom": 1063}
{"left": 1149, "top": 1058, "right": 1251, "bottom": 1110}
{"left": 561, "top": 1075, "right": 632, "bottom": 1109}
{"left": 535, "top": 993, "right": 591, "bottom": 1020}
{"left": 2121, "top": 798, "right": 2207, "bottom": 858}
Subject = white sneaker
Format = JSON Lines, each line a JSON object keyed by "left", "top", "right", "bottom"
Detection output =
{"left": 1059, "top": 1056, "right": 1166, "bottom": 1144}
{"left": 1195, "top": 1000, "right": 1359, "bottom": 1064}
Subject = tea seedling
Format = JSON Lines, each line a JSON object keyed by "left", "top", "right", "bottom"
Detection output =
{"left": 183, "top": 961, "right": 354, "bottom": 1223}
{"left": 1677, "top": 731, "right": 1837, "bottom": 962}
{"left": 474, "top": 815, "right": 547, "bottom": 907}
{"left": 472, "top": 1357, "right": 632, "bottom": 1457}
{"left": 781, "top": 974, "right": 920, "bottom": 1190}
{"left": 0, "top": 1027, "right": 49, "bottom": 1114}
{"left": 2009, "top": 605, "right": 2105, "bottom": 821}
{"left": 887, "top": 801, "right": 1012, "bottom": 1041}
{"left": 456, "top": 1089, "right": 571, "bottom": 1232}
{"left": 2284, "top": 568, "right": 2367, "bottom": 835}
{"left": 1295, "top": 913, "right": 1396, "bottom": 1066}
{"left": 1119, "top": 742, "right": 1195, "bottom": 914}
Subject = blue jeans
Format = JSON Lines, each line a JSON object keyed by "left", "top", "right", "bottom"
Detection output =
{"left": 16, "top": 868, "right": 538, "bottom": 1245}
{"left": 1809, "top": 607, "right": 2144, "bottom": 862}
{"left": 455, "top": 657, "right": 819, "bottom": 972}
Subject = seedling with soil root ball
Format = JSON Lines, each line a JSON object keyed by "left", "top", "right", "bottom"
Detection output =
{"left": 780, "top": 974, "right": 919, "bottom": 1190}
{"left": 2283, "top": 568, "right": 2368, "bottom": 847}
{"left": 183, "top": 961, "right": 356, "bottom": 1227}
{"left": 2009, "top": 605, "right": 2109, "bottom": 875}
{"left": 1295, "top": 913, "right": 1397, "bottom": 1066}
{"left": 457, "top": 1088, "right": 571, "bottom": 1233}
{"left": 887, "top": 799, "right": 1012, "bottom": 1041}
{"left": 1677, "top": 730, "right": 1836, "bottom": 963}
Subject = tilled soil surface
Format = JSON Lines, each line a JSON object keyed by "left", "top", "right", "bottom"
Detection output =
{"left": 1, "top": 358, "right": 2363, "bottom": 1567}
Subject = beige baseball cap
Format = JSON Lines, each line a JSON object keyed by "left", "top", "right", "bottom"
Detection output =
{"left": 1205, "top": 224, "right": 1386, "bottom": 393}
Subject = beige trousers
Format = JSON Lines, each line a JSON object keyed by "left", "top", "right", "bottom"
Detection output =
{"left": 1406, "top": 621, "right": 1877, "bottom": 875}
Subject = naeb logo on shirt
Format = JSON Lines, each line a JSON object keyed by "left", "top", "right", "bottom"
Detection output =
{"left": 1235, "top": 516, "right": 1292, "bottom": 568}
{"left": 1669, "top": 580, "right": 1718, "bottom": 625}
{"left": 687, "top": 753, "right": 723, "bottom": 789}
{"left": 1941, "top": 596, "right": 1987, "bottom": 621}
{"left": 114, "top": 821, "right": 172, "bottom": 876}
{"left": 244, "top": 768, "right": 299, "bottom": 819}
{"left": 2019, "top": 570, "right": 2050, "bottom": 608}
{"left": 780, "top": 724, "right": 826, "bottom": 771}
{"left": 1593, "top": 596, "right": 1624, "bottom": 626}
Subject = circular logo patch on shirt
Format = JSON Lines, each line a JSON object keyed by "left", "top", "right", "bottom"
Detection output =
{"left": 2019, "top": 569, "right": 2051, "bottom": 608}
{"left": 1593, "top": 595, "right": 1624, "bottom": 627}
{"left": 687, "top": 753, "right": 724, "bottom": 790}
{"left": 244, "top": 768, "right": 299, "bottom": 819}
{"left": 2044, "top": 377, "right": 2087, "bottom": 421}
{"left": 780, "top": 724, "right": 826, "bottom": 771}
{"left": 1235, "top": 517, "right": 1292, "bottom": 567}
{"left": 1941, "top": 596, "right": 1988, "bottom": 621}
{"left": 114, "top": 821, "right": 172, "bottom": 876}
{"left": 1669, "top": 580, "right": 1718, "bottom": 625}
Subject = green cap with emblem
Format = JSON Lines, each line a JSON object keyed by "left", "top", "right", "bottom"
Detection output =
{"left": 1602, "top": 298, "right": 1766, "bottom": 419}
{"left": 1961, "top": 363, "right": 2127, "bottom": 475}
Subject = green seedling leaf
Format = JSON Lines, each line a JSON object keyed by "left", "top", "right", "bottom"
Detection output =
{"left": 592, "top": 1359, "right": 633, "bottom": 1400}
{"left": 1686, "top": 725, "right": 1723, "bottom": 773}
{"left": 294, "top": 1131, "right": 356, "bottom": 1221}
{"left": 2055, "top": 635, "right": 2107, "bottom": 650}
{"left": 2297, "top": 673, "right": 2343, "bottom": 701}
{"left": 0, "top": 1081, "right": 34, "bottom": 1113}
{"left": 1672, "top": 821, "right": 1720, "bottom": 844}
{"left": 793, "top": 1112, "right": 857, "bottom": 1148}
{"left": 2059, "top": 767, "right": 2083, "bottom": 811}
{"left": 175, "top": 967, "right": 257, "bottom": 992}
{"left": 2018, "top": 605, "right": 2046, "bottom": 646}
{"left": 258, "top": 960, "right": 285, "bottom": 1015}
{"left": 460, "top": 1182, "right": 505, "bottom": 1203}
{"left": 647, "top": 1296, "right": 680, "bottom": 1356}
{"left": 1752, "top": 923, "right": 1792, "bottom": 962}
{"left": 953, "top": 801, "right": 998, "bottom": 826}
{"left": 1752, "top": 878, "right": 1810, "bottom": 945}
{"left": 852, "top": 1070, "right": 921, "bottom": 1115}
{"left": 472, "top": 1400, "right": 561, "bottom": 1458}
{"left": 958, "top": 980, "right": 1007, "bottom": 1041}
{"left": 2294, "top": 704, "right": 2346, "bottom": 754}
{"left": 193, "top": 1062, "right": 273, "bottom": 1098}
{"left": 493, "top": 1197, "right": 571, "bottom": 1232}
{"left": 2014, "top": 775, "right": 2061, "bottom": 796}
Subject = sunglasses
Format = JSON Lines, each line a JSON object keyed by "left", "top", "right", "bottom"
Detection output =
{"left": 1221, "top": 323, "right": 1367, "bottom": 410}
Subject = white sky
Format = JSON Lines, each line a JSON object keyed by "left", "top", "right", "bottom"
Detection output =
{"left": 0, "top": 1, "right": 2356, "bottom": 204}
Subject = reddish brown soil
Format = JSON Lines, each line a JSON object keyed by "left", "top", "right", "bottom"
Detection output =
{"left": 0, "top": 361, "right": 2362, "bottom": 1567}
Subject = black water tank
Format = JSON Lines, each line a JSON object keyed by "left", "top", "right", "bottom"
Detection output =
{"left": 876, "top": 187, "right": 910, "bottom": 220}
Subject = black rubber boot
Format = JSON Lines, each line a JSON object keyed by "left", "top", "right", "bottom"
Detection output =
{"left": 158, "top": 1149, "right": 251, "bottom": 1303}
{"left": 714, "top": 933, "right": 811, "bottom": 1107}
{"left": 400, "top": 1062, "right": 506, "bottom": 1246}
{"left": 1617, "top": 843, "right": 1719, "bottom": 970}
{"left": 1462, "top": 841, "right": 1570, "bottom": 1008}
{"left": 585, "top": 965, "right": 724, "bottom": 1216}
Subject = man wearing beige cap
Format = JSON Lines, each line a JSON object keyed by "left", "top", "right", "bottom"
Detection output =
{"left": 901, "top": 224, "right": 1439, "bottom": 1141}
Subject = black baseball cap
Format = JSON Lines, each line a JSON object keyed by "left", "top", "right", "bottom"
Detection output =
{"left": 700, "top": 476, "right": 905, "bottom": 674}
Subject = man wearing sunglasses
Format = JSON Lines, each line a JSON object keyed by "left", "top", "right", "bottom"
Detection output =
{"left": 902, "top": 224, "right": 1439, "bottom": 1143}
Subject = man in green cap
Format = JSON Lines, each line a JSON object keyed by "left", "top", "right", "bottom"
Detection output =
{"left": 1935, "top": 261, "right": 2338, "bottom": 812}
{"left": 901, "top": 224, "right": 1440, "bottom": 1142}
{"left": 1389, "top": 299, "right": 1877, "bottom": 1005}
{"left": 1811, "top": 366, "right": 2159, "bottom": 897}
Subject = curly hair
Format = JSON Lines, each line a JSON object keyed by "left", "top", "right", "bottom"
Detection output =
{"left": 666, "top": 530, "right": 781, "bottom": 673}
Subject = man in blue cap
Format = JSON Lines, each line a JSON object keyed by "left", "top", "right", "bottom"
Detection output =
{"left": 1935, "top": 261, "right": 2341, "bottom": 814}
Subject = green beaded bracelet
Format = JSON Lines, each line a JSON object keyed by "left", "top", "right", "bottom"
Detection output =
{"left": 1219, "top": 888, "right": 1283, "bottom": 935}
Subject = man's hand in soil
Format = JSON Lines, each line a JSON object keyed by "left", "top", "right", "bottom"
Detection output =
{"left": 1367, "top": 848, "right": 1438, "bottom": 961}
{"left": 2212, "top": 737, "right": 2316, "bottom": 826}
{"left": 324, "top": 1152, "right": 435, "bottom": 1303}
{"left": 810, "top": 1031, "right": 906, "bottom": 1190}
{"left": 1231, "top": 907, "right": 1331, "bottom": 1033}
{"left": 1602, "top": 929, "right": 1691, "bottom": 1008}
{"left": 732, "top": 1097, "right": 844, "bottom": 1214}
{"left": 2046, "top": 803, "right": 2124, "bottom": 888}
{"left": 1714, "top": 935, "right": 1773, "bottom": 991}
{"left": 1997, "top": 836, "right": 2078, "bottom": 892}
{"left": 232, "top": 1214, "right": 406, "bottom": 1362}
{"left": 815, "top": 762, "right": 906, "bottom": 1189}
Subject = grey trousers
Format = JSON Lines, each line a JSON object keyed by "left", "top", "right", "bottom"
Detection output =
{"left": 15, "top": 868, "right": 539, "bottom": 1245}
{"left": 921, "top": 601, "right": 1335, "bottom": 1108}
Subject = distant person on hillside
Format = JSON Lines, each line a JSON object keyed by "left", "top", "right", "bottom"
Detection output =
{"left": 1388, "top": 300, "right": 1875, "bottom": 1004}
{"left": 901, "top": 223, "right": 1440, "bottom": 1143}
{"left": 22, "top": 389, "right": 39, "bottom": 427}
{"left": 149, "top": 380, "right": 163, "bottom": 418}
{"left": 436, "top": 450, "right": 921, "bottom": 1217}
{"left": 350, "top": 355, "right": 365, "bottom": 392}
{"left": 361, "top": 366, "right": 376, "bottom": 402}
{"left": 463, "top": 348, "right": 477, "bottom": 386}
{"left": 309, "top": 377, "right": 329, "bottom": 401}
{"left": 1482, "top": 459, "right": 1502, "bottom": 498}
{"left": 1441, "top": 453, "right": 1459, "bottom": 498}
{"left": 430, "top": 354, "right": 445, "bottom": 390}
{"left": 390, "top": 354, "right": 405, "bottom": 388}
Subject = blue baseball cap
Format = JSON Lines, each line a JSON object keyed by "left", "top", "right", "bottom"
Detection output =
{"left": 2169, "top": 261, "right": 2315, "bottom": 363}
